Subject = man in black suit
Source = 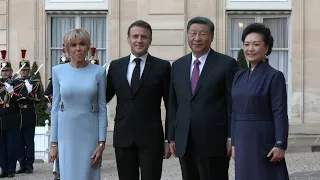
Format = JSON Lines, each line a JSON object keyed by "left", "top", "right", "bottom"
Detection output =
{"left": 106, "top": 20, "right": 171, "bottom": 180}
{"left": 168, "top": 17, "right": 239, "bottom": 180}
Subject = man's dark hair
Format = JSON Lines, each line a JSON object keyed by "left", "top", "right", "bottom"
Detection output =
{"left": 127, "top": 20, "right": 152, "bottom": 37}
{"left": 187, "top": 17, "right": 215, "bottom": 33}
{"left": 241, "top": 23, "right": 274, "bottom": 56}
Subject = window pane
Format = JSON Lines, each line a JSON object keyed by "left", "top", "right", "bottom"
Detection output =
{"left": 268, "top": 50, "right": 288, "bottom": 82}
{"left": 96, "top": 49, "right": 107, "bottom": 66}
{"left": 51, "top": 17, "right": 75, "bottom": 66}
{"left": 51, "top": 49, "right": 62, "bottom": 67}
{"left": 81, "top": 17, "right": 107, "bottom": 65}
{"left": 231, "top": 50, "right": 240, "bottom": 60}
{"left": 230, "top": 18, "right": 255, "bottom": 47}
{"left": 263, "top": 18, "right": 288, "bottom": 48}
{"left": 263, "top": 18, "right": 289, "bottom": 84}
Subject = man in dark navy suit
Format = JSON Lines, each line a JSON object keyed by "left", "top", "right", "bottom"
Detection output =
{"left": 168, "top": 17, "right": 239, "bottom": 180}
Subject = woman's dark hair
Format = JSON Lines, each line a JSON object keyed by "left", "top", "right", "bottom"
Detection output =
{"left": 241, "top": 23, "right": 274, "bottom": 56}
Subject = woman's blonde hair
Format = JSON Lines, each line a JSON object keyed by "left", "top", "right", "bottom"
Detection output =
{"left": 63, "top": 28, "right": 91, "bottom": 53}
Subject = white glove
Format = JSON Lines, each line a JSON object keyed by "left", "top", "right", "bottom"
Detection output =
{"left": 24, "top": 80, "right": 33, "bottom": 93}
{"left": 3, "top": 82, "right": 14, "bottom": 93}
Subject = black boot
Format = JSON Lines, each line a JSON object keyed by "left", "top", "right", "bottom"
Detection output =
{"left": 0, "top": 173, "right": 8, "bottom": 178}
{"left": 7, "top": 173, "right": 15, "bottom": 178}
{"left": 16, "top": 167, "right": 26, "bottom": 174}
{"left": 26, "top": 167, "right": 33, "bottom": 174}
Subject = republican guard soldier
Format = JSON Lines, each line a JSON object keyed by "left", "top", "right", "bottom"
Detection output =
{"left": 0, "top": 50, "right": 23, "bottom": 178}
{"left": 16, "top": 49, "right": 42, "bottom": 174}
{"left": 89, "top": 47, "right": 99, "bottom": 65}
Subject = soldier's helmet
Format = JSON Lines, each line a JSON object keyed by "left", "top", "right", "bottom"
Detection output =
{"left": 60, "top": 47, "right": 69, "bottom": 64}
{"left": 0, "top": 50, "right": 12, "bottom": 71}
{"left": 19, "top": 49, "right": 31, "bottom": 70}
{"left": 89, "top": 47, "right": 99, "bottom": 65}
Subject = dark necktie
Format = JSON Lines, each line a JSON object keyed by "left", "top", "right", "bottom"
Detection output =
{"left": 191, "top": 59, "right": 200, "bottom": 94}
{"left": 131, "top": 58, "right": 141, "bottom": 93}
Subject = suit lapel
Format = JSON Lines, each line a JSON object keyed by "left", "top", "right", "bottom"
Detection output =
{"left": 183, "top": 54, "right": 193, "bottom": 98}
{"left": 120, "top": 55, "right": 132, "bottom": 93}
{"left": 132, "top": 54, "right": 153, "bottom": 95}
{"left": 191, "top": 49, "right": 218, "bottom": 99}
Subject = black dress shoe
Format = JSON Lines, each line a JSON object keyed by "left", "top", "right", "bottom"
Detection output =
{"left": 0, "top": 173, "right": 8, "bottom": 178}
{"left": 26, "top": 168, "right": 33, "bottom": 174}
{"left": 7, "top": 173, "right": 15, "bottom": 178}
{"left": 16, "top": 167, "right": 26, "bottom": 174}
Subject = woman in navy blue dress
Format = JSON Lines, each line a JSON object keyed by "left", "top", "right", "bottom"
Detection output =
{"left": 231, "top": 23, "right": 289, "bottom": 180}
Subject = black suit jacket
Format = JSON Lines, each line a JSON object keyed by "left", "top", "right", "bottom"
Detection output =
{"left": 106, "top": 54, "right": 171, "bottom": 148}
{"left": 168, "top": 49, "right": 238, "bottom": 157}
{"left": 44, "top": 78, "right": 52, "bottom": 96}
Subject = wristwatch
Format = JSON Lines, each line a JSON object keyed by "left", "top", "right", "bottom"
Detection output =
{"left": 99, "top": 142, "right": 105, "bottom": 150}
{"left": 274, "top": 141, "right": 284, "bottom": 149}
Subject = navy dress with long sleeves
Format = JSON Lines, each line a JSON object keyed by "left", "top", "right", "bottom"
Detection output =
{"left": 231, "top": 61, "right": 289, "bottom": 180}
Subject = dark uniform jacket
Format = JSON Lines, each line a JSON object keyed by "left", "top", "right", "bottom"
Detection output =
{"left": 0, "top": 78, "right": 22, "bottom": 132}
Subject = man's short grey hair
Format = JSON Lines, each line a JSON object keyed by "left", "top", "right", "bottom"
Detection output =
{"left": 187, "top": 17, "right": 215, "bottom": 33}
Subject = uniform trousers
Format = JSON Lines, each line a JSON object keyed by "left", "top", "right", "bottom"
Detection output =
{"left": 18, "top": 127, "right": 35, "bottom": 169}
{"left": 0, "top": 129, "right": 21, "bottom": 174}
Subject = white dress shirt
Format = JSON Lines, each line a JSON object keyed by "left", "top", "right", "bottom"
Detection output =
{"left": 127, "top": 53, "right": 148, "bottom": 86}
{"left": 190, "top": 50, "right": 210, "bottom": 79}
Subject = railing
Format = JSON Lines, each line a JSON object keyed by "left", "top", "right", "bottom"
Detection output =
{"left": 34, "top": 119, "right": 50, "bottom": 163}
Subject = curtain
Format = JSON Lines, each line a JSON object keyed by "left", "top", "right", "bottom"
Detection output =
{"left": 81, "top": 17, "right": 107, "bottom": 65}
{"left": 229, "top": 18, "right": 255, "bottom": 58}
{"left": 51, "top": 17, "right": 75, "bottom": 67}
{"left": 50, "top": 16, "right": 107, "bottom": 67}
{"left": 263, "top": 18, "right": 288, "bottom": 84}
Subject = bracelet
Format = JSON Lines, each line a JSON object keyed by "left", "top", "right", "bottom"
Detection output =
{"left": 51, "top": 144, "right": 58, "bottom": 149}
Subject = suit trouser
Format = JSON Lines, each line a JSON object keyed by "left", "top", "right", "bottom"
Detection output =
{"left": 179, "top": 135, "right": 230, "bottom": 180}
{"left": 0, "top": 129, "right": 21, "bottom": 174}
{"left": 18, "top": 127, "right": 35, "bottom": 169}
{"left": 115, "top": 142, "right": 164, "bottom": 180}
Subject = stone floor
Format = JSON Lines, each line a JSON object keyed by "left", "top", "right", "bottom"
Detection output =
{"left": 3, "top": 126, "right": 320, "bottom": 180}
{"left": 2, "top": 151, "right": 320, "bottom": 180}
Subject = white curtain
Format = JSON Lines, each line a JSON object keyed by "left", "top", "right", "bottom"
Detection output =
{"left": 50, "top": 16, "right": 107, "bottom": 67}
{"left": 51, "top": 17, "right": 75, "bottom": 67}
{"left": 229, "top": 18, "right": 255, "bottom": 58}
{"left": 264, "top": 18, "right": 288, "bottom": 84}
{"left": 81, "top": 17, "right": 107, "bottom": 65}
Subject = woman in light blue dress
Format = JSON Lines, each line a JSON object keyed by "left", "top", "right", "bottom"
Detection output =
{"left": 49, "top": 28, "right": 107, "bottom": 180}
